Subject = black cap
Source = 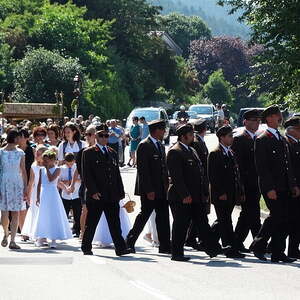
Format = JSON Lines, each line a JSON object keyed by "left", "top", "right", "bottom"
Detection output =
{"left": 261, "top": 105, "right": 281, "bottom": 123}
{"left": 176, "top": 123, "right": 193, "bottom": 137}
{"left": 284, "top": 116, "right": 300, "bottom": 129}
{"left": 193, "top": 118, "right": 207, "bottom": 132}
{"left": 216, "top": 125, "right": 233, "bottom": 138}
{"left": 243, "top": 109, "right": 261, "bottom": 120}
{"left": 148, "top": 119, "right": 166, "bottom": 130}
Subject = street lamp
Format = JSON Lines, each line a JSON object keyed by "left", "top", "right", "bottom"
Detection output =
{"left": 73, "top": 74, "right": 82, "bottom": 119}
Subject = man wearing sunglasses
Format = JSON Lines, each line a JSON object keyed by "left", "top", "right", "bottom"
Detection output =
{"left": 231, "top": 109, "right": 262, "bottom": 253}
{"left": 208, "top": 125, "right": 245, "bottom": 258}
{"left": 81, "top": 125, "right": 130, "bottom": 256}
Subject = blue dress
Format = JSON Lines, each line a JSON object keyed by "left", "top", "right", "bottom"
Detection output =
{"left": 129, "top": 124, "right": 141, "bottom": 152}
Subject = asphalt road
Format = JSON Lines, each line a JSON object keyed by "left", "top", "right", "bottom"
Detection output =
{"left": 0, "top": 134, "right": 300, "bottom": 300}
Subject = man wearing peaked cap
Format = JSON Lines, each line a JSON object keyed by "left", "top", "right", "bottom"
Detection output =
{"left": 167, "top": 123, "right": 221, "bottom": 261}
{"left": 185, "top": 118, "right": 209, "bottom": 250}
{"left": 284, "top": 116, "right": 300, "bottom": 258}
{"left": 208, "top": 125, "right": 246, "bottom": 258}
{"left": 126, "top": 118, "right": 171, "bottom": 254}
{"left": 231, "top": 108, "right": 262, "bottom": 253}
{"left": 250, "top": 106, "right": 299, "bottom": 262}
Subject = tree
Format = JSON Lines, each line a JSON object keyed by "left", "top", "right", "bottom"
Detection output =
{"left": 0, "top": 36, "right": 14, "bottom": 93}
{"left": 157, "top": 12, "right": 211, "bottom": 57}
{"left": 203, "top": 69, "right": 234, "bottom": 106}
{"left": 13, "top": 47, "right": 83, "bottom": 109}
{"left": 218, "top": 0, "right": 300, "bottom": 107}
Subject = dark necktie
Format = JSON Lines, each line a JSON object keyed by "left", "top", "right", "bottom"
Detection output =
{"left": 68, "top": 167, "right": 72, "bottom": 181}
{"left": 102, "top": 146, "right": 109, "bottom": 159}
{"left": 253, "top": 135, "right": 256, "bottom": 141}
{"left": 156, "top": 141, "right": 162, "bottom": 157}
{"left": 276, "top": 130, "right": 282, "bottom": 140}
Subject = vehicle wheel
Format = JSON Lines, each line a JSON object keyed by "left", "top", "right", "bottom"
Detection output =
{"left": 164, "top": 135, "right": 170, "bottom": 145}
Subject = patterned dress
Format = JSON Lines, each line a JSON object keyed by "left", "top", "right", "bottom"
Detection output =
{"left": 0, "top": 148, "right": 26, "bottom": 211}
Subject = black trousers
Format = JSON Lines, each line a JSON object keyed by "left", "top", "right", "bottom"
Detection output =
{"left": 81, "top": 198, "right": 127, "bottom": 254}
{"left": 62, "top": 198, "right": 82, "bottom": 235}
{"left": 288, "top": 197, "right": 300, "bottom": 256}
{"left": 234, "top": 187, "right": 261, "bottom": 246}
{"left": 126, "top": 196, "right": 170, "bottom": 251}
{"left": 170, "top": 202, "right": 218, "bottom": 257}
{"left": 250, "top": 191, "right": 289, "bottom": 255}
{"left": 212, "top": 200, "right": 237, "bottom": 248}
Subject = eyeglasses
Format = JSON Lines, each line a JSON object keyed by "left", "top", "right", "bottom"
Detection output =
{"left": 98, "top": 134, "right": 109, "bottom": 138}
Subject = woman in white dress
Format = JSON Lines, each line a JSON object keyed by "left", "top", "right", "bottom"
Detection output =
{"left": 33, "top": 150, "right": 72, "bottom": 248}
{"left": 57, "top": 122, "right": 87, "bottom": 165}
{"left": 0, "top": 130, "right": 28, "bottom": 250}
{"left": 21, "top": 145, "right": 48, "bottom": 240}
{"left": 93, "top": 199, "right": 131, "bottom": 247}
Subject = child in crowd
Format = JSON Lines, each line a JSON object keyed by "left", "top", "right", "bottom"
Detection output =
{"left": 33, "top": 150, "right": 72, "bottom": 248}
{"left": 58, "top": 152, "right": 81, "bottom": 237}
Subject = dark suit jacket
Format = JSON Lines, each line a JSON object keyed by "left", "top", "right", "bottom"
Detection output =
{"left": 82, "top": 145, "right": 125, "bottom": 202}
{"left": 255, "top": 130, "right": 295, "bottom": 195}
{"left": 191, "top": 134, "right": 208, "bottom": 172}
{"left": 285, "top": 135, "right": 300, "bottom": 186}
{"left": 167, "top": 142, "right": 207, "bottom": 203}
{"left": 231, "top": 130, "right": 259, "bottom": 191}
{"left": 208, "top": 144, "right": 244, "bottom": 205}
{"left": 134, "top": 137, "right": 168, "bottom": 199}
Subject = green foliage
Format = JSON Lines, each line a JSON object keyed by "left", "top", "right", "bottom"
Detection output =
{"left": 157, "top": 12, "right": 211, "bottom": 57}
{"left": 218, "top": 0, "right": 300, "bottom": 107}
{"left": 13, "top": 47, "right": 82, "bottom": 109}
{"left": 203, "top": 69, "right": 234, "bottom": 106}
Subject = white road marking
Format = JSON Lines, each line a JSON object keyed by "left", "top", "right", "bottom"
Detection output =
{"left": 130, "top": 280, "right": 174, "bottom": 300}
{"left": 0, "top": 257, "right": 73, "bottom": 265}
{"left": 88, "top": 256, "right": 106, "bottom": 265}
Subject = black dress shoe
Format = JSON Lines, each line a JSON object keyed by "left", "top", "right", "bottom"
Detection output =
{"left": 171, "top": 256, "right": 191, "bottom": 262}
{"left": 116, "top": 248, "right": 131, "bottom": 256}
{"left": 271, "top": 254, "right": 297, "bottom": 263}
{"left": 125, "top": 239, "right": 136, "bottom": 253}
{"left": 288, "top": 252, "right": 300, "bottom": 259}
{"left": 83, "top": 251, "right": 93, "bottom": 256}
{"left": 185, "top": 241, "right": 205, "bottom": 251}
{"left": 225, "top": 248, "right": 245, "bottom": 259}
{"left": 238, "top": 245, "right": 251, "bottom": 253}
{"left": 159, "top": 249, "right": 171, "bottom": 254}
{"left": 253, "top": 251, "right": 267, "bottom": 261}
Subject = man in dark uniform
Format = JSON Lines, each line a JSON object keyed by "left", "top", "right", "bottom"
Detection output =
{"left": 126, "top": 120, "right": 171, "bottom": 254}
{"left": 167, "top": 124, "right": 221, "bottom": 261}
{"left": 250, "top": 105, "right": 299, "bottom": 262}
{"left": 284, "top": 117, "right": 300, "bottom": 258}
{"left": 81, "top": 128, "right": 131, "bottom": 256}
{"left": 185, "top": 119, "right": 209, "bottom": 250}
{"left": 208, "top": 126, "right": 245, "bottom": 258}
{"left": 231, "top": 109, "right": 262, "bottom": 253}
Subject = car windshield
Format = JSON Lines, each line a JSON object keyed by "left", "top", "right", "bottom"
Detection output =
{"left": 129, "top": 110, "right": 159, "bottom": 122}
{"left": 173, "top": 111, "right": 197, "bottom": 119}
{"left": 190, "top": 106, "right": 212, "bottom": 114}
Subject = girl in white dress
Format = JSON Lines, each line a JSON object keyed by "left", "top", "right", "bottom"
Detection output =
{"left": 21, "top": 145, "right": 48, "bottom": 241}
{"left": 93, "top": 199, "right": 131, "bottom": 247}
{"left": 33, "top": 150, "right": 72, "bottom": 248}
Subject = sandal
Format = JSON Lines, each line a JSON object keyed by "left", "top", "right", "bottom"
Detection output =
{"left": 1, "top": 234, "right": 9, "bottom": 247}
{"left": 9, "top": 241, "right": 21, "bottom": 250}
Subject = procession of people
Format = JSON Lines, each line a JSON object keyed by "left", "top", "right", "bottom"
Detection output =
{"left": 0, "top": 106, "right": 300, "bottom": 264}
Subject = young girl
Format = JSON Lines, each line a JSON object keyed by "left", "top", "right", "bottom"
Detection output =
{"left": 21, "top": 145, "right": 48, "bottom": 242}
{"left": 33, "top": 150, "right": 72, "bottom": 248}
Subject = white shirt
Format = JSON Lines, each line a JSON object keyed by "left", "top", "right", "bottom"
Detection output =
{"left": 59, "top": 164, "right": 80, "bottom": 200}
{"left": 220, "top": 143, "right": 231, "bottom": 156}
{"left": 179, "top": 142, "right": 189, "bottom": 151}
{"left": 197, "top": 134, "right": 205, "bottom": 142}
{"left": 245, "top": 129, "right": 256, "bottom": 140}
{"left": 149, "top": 136, "right": 161, "bottom": 150}
{"left": 218, "top": 110, "right": 225, "bottom": 120}
{"left": 96, "top": 143, "right": 109, "bottom": 154}
{"left": 58, "top": 140, "right": 87, "bottom": 161}
{"left": 267, "top": 127, "right": 280, "bottom": 140}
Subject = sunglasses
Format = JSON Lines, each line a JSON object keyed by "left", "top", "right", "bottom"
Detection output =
{"left": 98, "top": 134, "right": 109, "bottom": 138}
{"left": 85, "top": 132, "right": 94, "bottom": 137}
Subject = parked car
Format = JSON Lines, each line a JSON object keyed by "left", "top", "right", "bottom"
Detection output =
{"left": 169, "top": 111, "right": 198, "bottom": 135}
{"left": 189, "top": 104, "right": 216, "bottom": 133}
{"left": 125, "top": 107, "right": 170, "bottom": 144}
